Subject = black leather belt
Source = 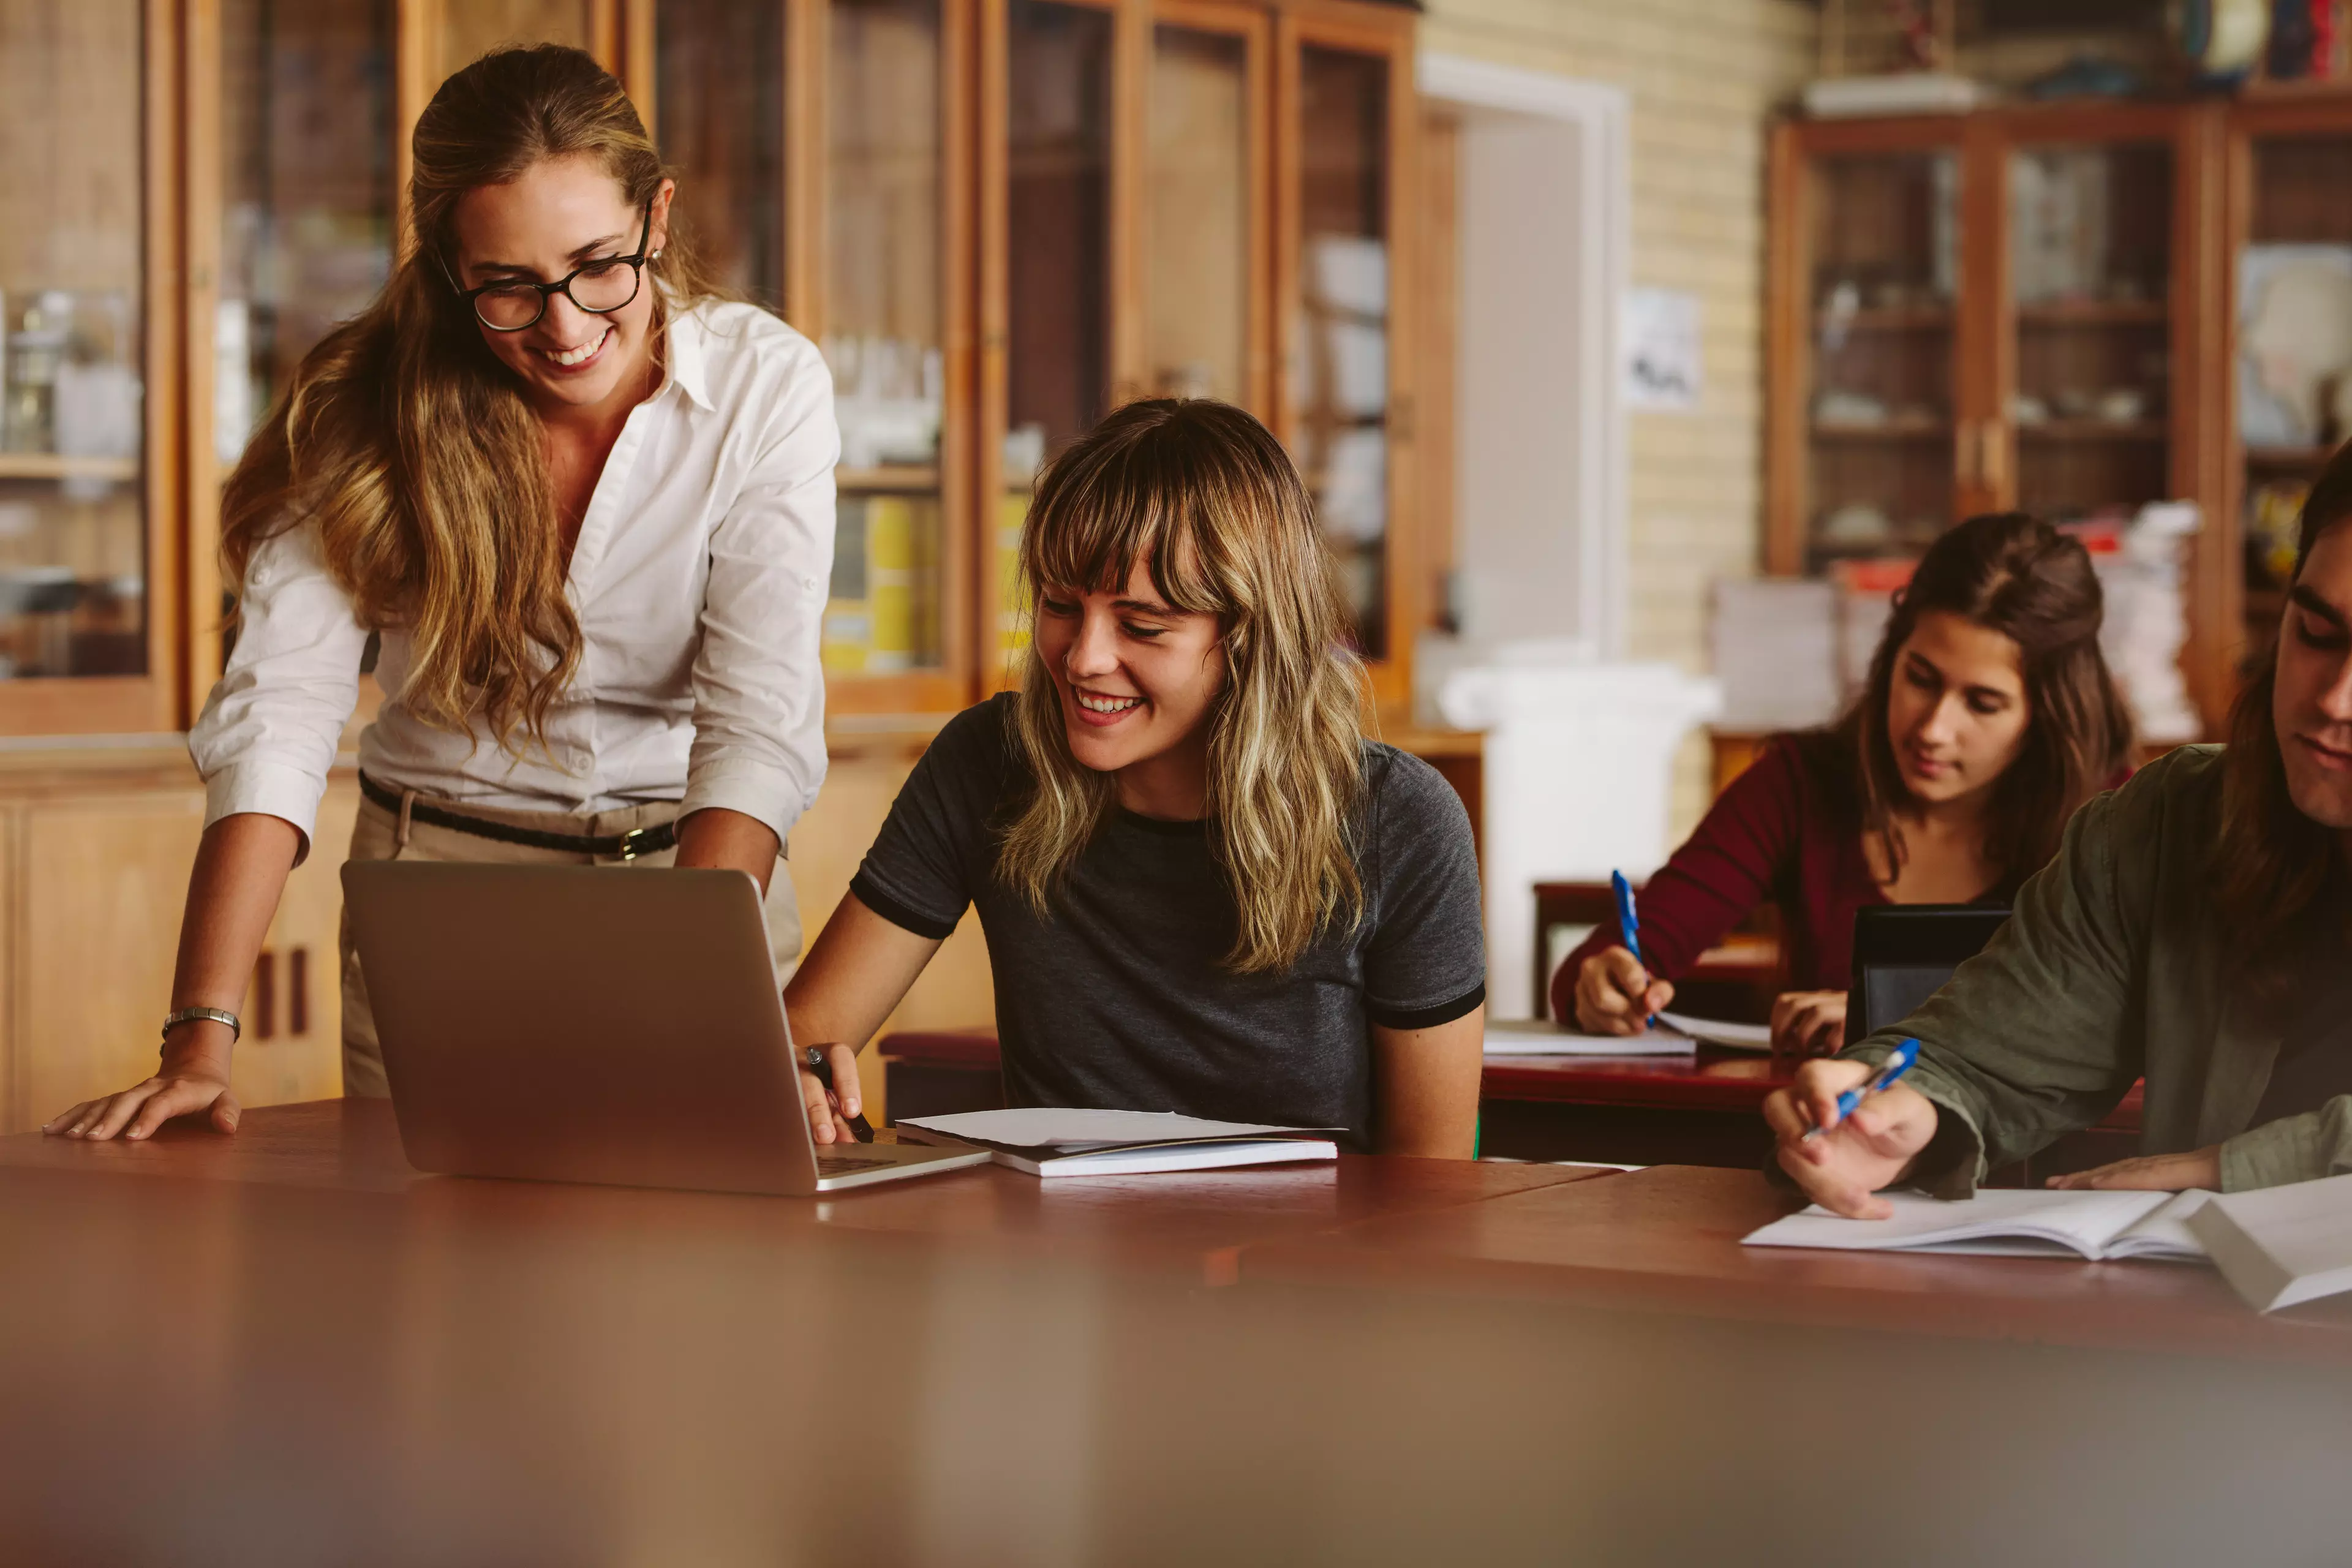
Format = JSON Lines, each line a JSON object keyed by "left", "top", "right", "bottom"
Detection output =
{"left": 359, "top": 772, "right": 679, "bottom": 861}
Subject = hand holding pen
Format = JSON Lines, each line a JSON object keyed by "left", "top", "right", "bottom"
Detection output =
{"left": 1762, "top": 1041, "right": 1940, "bottom": 1220}
{"left": 1567, "top": 872, "right": 1676, "bottom": 1035}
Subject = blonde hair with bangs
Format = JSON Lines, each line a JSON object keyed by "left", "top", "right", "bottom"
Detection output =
{"left": 998, "top": 398, "right": 1369, "bottom": 974}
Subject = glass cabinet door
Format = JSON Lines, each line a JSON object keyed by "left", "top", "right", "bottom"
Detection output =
{"left": 822, "top": 0, "right": 948, "bottom": 682}
{"left": 217, "top": 0, "right": 398, "bottom": 470}
{"left": 1803, "top": 148, "right": 1961, "bottom": 571}
{"left": 1294, "top": 42, "right": 1392, "bottom": 660}
{"left": 998, "top": 0, "right": 1114, "bottom": 675}
{"left": 2237, "top": 129, "right": 2352, "bottom": 646}
{"left": 0, "top": 0, "right": 152, "bottom": 692}
{"left": 655, "top": 0, "right": 785, "bottom": 311}
{"left": 433, "top": 0, "right": 601, "bottom": 78}
{"left": 2007, "top": 140, "right": 2175, "bottom": 525}
{"left": 1148, "top": 22, "right": 1253, "bottom": 409}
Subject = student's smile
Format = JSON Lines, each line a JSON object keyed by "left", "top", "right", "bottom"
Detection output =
{"left": 1069, "top": 685, "right": 1145, "bottom": 728}
{"left": 532, "top": 323, "right": 614, "bottom": 374}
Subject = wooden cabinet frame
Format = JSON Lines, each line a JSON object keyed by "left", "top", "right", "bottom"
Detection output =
{"left": 1766, "top": 101, "right": 2234, "bottom": 733}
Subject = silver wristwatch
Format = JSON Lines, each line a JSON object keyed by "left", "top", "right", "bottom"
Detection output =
{"left": 160, "top": 1007, "right": 242, "bottom": 1049}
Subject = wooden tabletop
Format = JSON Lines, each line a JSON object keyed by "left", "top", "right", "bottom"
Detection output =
{"left": 7, "top": 1104, "right": 2352, "bottom": 1559}
{"left": 1240, "top": 1162, "right": 2352, "bottom": 1365}
{"left": 0, "top": 1099, "right": 1615, "bottom": 1286}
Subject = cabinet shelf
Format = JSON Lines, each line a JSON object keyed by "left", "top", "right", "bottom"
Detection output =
{"left": 1818, "top": 305, "right": 1951, "bottom": 333}
{"left": 2017, "top": 300, "right": 2168, "bottom": 327}
{"left": 2017, "top": 420, "right": 2168, "bottom": 442}
{"left": 1811, "top": 417, "right": 1950, "bottom": 440}
{"left": 0, "top": 454, "right": 140, "bottom": 483}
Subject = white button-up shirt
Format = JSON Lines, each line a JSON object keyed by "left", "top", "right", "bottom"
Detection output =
{"left": 190, "top": 300, "right": 837, "bottom": 854}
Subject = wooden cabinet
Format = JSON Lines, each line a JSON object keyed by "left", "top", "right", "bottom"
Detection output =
{"left": 0, "top": 758, "right": 348, "bottom": 1134}
{"left": 1768, "top": 102, "right": 2231, "bottom": 729}
{"left": 6, "top": 0, "right": 1424, "bottom": 737}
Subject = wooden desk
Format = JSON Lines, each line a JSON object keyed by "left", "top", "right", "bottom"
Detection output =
{"left": 0, "top": 1100, "right": 1611, "bottom": 1287}
{"left": 6, "top": 1107, "right": 2352, "bottom": 1560}
{"left": 881, "top": 1031, "right": 2147, "bottom": 1180}
{"left": 1241, "top": 1163, "right": 2352, "bottom": 1366}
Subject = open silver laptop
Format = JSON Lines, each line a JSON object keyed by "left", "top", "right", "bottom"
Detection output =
{"left": 341, "top": 861, "right": 991, "bottom": 1195}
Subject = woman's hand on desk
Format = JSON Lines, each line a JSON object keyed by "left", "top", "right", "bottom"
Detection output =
{"left": 2047, "top": 1147, "right": 2220, "bottom": 1193}
{"left": 797, "top": 1042, "right": 864, "bottom": 1145}
{"left": 1571, "top": 948, "right": 1674, "bottom": 1035}
{"left": 1768, "top": 990, "right": 1848, "bottom": 1058}
{"left": 42, "top": 1026, "right": 243, "bottom": 1142}
{"left": 1762, "top": 1058, "right": 1937, "bottom": 1219}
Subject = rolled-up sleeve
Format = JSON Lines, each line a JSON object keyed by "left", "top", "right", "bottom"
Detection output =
{"left": 186, "top": 521, "right": 369, "bottom": 860}
{"left": 680, "top": 344, "right": 839, "bottom": 845}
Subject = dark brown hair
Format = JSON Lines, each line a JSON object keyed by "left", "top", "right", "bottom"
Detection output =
{"left": 2214, "top": 442, "right": 2352, "bottom": 998}
{"left": 1833, "top": 511, "right": 2135, "bottom": 892}
{"left": 222, "top": 45, "right": 729, "bottom": 750}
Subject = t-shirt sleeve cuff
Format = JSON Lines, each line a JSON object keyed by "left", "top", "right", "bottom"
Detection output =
{"left": 201, "top": 760, "right": 328, "bottom": 864}
{"left": 1369, "top": 982, "right": 1486, "bottom": 1031}
{"left": 849, "top": 872, "right": 962, "bottom": 942}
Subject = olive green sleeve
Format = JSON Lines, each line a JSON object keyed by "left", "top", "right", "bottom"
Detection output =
{"left": 2220, "top": 1096, "right": 2352, "bottom": 1191}
{"left": 1841, "top": 761, "right": 2171, "bottom": 1198}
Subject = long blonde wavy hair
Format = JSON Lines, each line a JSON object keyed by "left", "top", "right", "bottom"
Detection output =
{"left": 998, "top": 399, "right": 1369, "bottom": 974}
{"left": 220, "top": 45, "right": 729, "bottom": 749}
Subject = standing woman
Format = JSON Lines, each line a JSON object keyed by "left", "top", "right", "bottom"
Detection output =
{"left": 47, "top": 45, "right": 836, "bottom": 1139}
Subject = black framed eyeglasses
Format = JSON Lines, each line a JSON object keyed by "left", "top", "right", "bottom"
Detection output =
{"left": 451, "top": 203, "right": 655, "bottom": 332}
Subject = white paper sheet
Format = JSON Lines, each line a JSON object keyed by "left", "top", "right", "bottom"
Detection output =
{"left": 1656, "top": 1011, "right": 1774, "bottom": 1052}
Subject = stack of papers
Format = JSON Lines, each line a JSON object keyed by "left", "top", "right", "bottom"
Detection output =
{"left": 1742, "top": 1188, "right": 2215, "bottom": 1262}
{"left": 895, "top": 1108, "right": 1338, "bottom": 1178}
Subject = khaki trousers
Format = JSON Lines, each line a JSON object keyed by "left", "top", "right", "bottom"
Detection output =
{"left": 339, "top": 788, "right": 802, "bottom": 1098}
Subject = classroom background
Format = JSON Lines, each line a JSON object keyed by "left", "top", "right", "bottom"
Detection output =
{"left": 2, "top": 0, "right": 2348, "bottom": 1142}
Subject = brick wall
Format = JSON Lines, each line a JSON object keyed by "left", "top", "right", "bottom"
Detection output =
{"left": 1419, "top": 0, "right": 1817, "bottom": 834}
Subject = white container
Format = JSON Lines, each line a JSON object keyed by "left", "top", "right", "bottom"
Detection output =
{"left": 1439, "top": 657, "right": 1721, "bottom": 1021}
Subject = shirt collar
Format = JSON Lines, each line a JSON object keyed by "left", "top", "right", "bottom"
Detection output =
{"left": 658, "top": 296, "right": 715, "bottom": 413}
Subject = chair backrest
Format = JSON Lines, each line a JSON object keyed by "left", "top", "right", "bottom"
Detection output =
{"left": 1844, "top": 903, "right": 2012, "bottom": 1046}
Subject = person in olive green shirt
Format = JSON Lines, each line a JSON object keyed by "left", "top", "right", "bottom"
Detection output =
{"left": 1767, "top": 453, "right": 2352, "bottom": 1217}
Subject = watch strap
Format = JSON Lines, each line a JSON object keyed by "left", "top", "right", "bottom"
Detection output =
{"left": 160, "top": 1007, "right": 242, "bottom": 1046}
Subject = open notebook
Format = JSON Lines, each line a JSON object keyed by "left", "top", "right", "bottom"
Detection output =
{"left": 1743, "top": 1187, "right": 2216, "bottom": 1262}
{"left": 2188, "top": 1171, "right": 2352, "bottom": 1312}
{"left": 895, "top": 1108, "right": 1339, "bottom": 1178}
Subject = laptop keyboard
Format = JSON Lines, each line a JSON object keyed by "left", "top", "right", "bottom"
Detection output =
{"left": 815, "top": 1153, "right": 897, "bottom": 1177}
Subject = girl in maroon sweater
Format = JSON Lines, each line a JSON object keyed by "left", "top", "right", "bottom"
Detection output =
{"left": 1557, "top": 513, "right": 2135, "bottom": 1054}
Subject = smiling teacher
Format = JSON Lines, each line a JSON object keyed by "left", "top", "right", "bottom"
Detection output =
{"left": 46, "top": 45, "right": 837, "bottom": 1140}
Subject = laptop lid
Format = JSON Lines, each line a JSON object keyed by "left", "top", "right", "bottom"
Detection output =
{"left": 342, "top": 861, "right": 826, "bottom": 1195}
{"left": 1844, "top": 903, "right": 2012, "bottom": 1046}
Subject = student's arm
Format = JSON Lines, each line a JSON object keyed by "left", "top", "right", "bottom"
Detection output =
{"left": 1766, "top": 753, "right": 2175, "bottom": 1204}
{"left": 1554, "top": 739, "right": 1810, "bottom": 1033}
{"left": 783, "top": 892, "right": 943, "bottom": 1144}
{"left": 1371, "top": 1006, "right": 1483, "bottom": 1158}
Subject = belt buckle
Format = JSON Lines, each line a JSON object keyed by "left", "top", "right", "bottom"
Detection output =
{"left": 617, "top": 826, "right": 653, "bottom": 862}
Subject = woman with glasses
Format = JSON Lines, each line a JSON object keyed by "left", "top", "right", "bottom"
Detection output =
{"left": 45, "top": 45, "right": 836, "bottom": 1141}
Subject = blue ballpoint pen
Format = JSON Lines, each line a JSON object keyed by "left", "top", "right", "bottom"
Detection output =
{"left": 1801, "top": 1037, "right": 1921, "bottom": 1142}
{"left": 1610, "top": 870, "right": 1653, "bottom": 1027}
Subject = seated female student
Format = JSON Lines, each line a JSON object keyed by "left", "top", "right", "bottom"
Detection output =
{"left": 1556, "top": 511, "right": 2134, "bottom": 1054}
{"left": 785, "top": 398, "right": 1488, "bottom": 1156}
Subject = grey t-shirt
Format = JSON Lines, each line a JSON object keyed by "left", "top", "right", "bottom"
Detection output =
{"left": 849, "top": 695, "right": 1486, "bottom": 1147}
